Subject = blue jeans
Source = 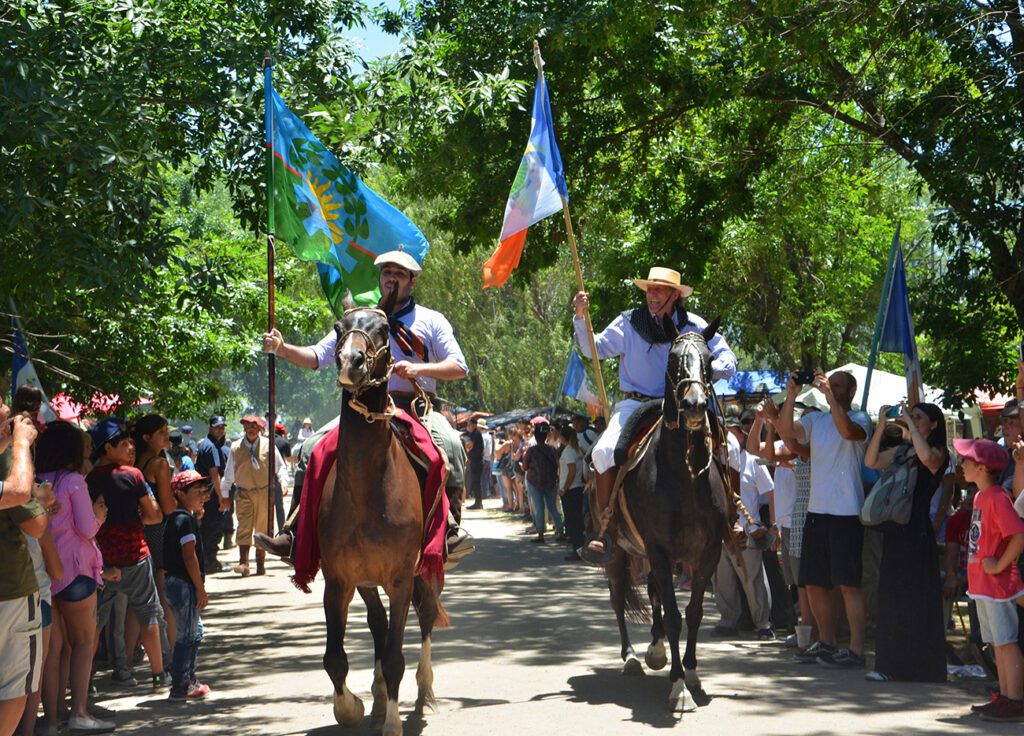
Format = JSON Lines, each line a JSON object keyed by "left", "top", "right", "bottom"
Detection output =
{"left": 165, "top": 576, "right": 203, "bottom": 690}
{"left": 527, "top": 482, "right": 563, "bottom": 536}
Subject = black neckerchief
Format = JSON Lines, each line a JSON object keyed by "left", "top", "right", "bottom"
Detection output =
{"left": 624, "top": 304, "right": 689, "bottom": 346}
{"left": 386, "top": 298, "right": 428, "bottom": 361}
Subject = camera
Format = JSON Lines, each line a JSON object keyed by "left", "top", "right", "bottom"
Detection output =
{"left": 885, "top": 405, "right": 901, "bottom": 419}
{"left": 793, "top": 370, "right": 816, "bottom": 386}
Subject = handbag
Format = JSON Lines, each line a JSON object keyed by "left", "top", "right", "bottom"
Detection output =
{"left": 860, "top": 444, "right": 918, "bottom": 527}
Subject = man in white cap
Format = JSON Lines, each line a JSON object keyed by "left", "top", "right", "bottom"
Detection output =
{"left": 573, "top": 266, "right": 737, "bottom": 564}
{"left": 256, "top": 250, "right": 473, "bottom": 561}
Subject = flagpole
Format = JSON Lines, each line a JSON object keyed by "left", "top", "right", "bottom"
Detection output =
{"left": 863, "top": 223, "right": 901, "bottom": 411}
{"left": 264, "top": 51, "right": 277, "bottom": 538}
{"left": 533, "top": 41, "right": 611, "bottom": 420}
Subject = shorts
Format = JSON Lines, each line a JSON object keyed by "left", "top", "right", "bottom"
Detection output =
{"left": 976, "top": 598, "right": 1020, "bottom": 646}
{"left": 144, "top": 519, "right": 167, "bottom": 569}
{"left": 55, "top": 575, "right": 99, "bottom": 603}
{"left": 41, "top": 600, "right": 51, "bottom": 629}
{"left": 96, "top": 557, "right": 162, "bottom": 629}
{"left": 0, "top": 593, "right": 43, "bottom": 699}
{"left": 780, "top": 526, "right": 800, "bottom": 587}
{"left": 798, "top": 513, "right": 863, "bottom": 589}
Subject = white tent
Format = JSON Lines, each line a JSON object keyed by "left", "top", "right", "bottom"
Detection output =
{"left": 772, "top": 363, "right": 945, "bottom": 418}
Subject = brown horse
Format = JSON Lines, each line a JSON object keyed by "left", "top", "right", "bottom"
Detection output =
{"left": 320, "top": 306, "right": 446, "bottom": 736}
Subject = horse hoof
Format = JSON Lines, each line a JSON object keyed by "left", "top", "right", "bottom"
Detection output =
{"left": 670, "top": 680, "right": 697, "bottom": 712}
{"left": 623, "top": 656, "right": 645, "bottom": 676}
{"left": 645, "top": 640, "right": 667, "bottom": 671}
{"left": 333, "top": 687, "right": 365, "bottom": 726}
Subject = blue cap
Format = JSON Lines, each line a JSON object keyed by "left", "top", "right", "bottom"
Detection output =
{"left": 90, "top": 418, "right": 126, "bottom": 458}
{"left": 180, "top": 424, "right": 193, "bottom": 433}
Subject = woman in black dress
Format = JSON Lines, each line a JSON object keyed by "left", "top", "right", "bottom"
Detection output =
{"left": 863, "top": 402, "right": 949, "bottom": 682}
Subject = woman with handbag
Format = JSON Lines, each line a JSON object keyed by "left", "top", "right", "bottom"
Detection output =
{"left": 863, "top": 402, "right": 949, "bottom": 682}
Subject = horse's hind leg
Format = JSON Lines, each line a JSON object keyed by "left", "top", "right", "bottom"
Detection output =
{"left": 380, "top": 576, "right": 415, "bottom": 736}
{"left": 358, "top": 586, "right": 390, "bottom": 728}
{"left": 608, "top": 547, "right": 642, "bottom": 675}
{"left": 645, "top": 571, "right": 668, "bottom": 671}
{"left": 648, "top": 547, "right": 695, "bottom": 712}
{"left": 324, "top": 579, "right": 363, "bottom": 726}
{"left": 411, "top": 576, "right": 440, "bottom": 714}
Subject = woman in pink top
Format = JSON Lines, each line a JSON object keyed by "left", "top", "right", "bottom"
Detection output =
{"left": 35, "top": 421, "right": 114, "bottom": 732}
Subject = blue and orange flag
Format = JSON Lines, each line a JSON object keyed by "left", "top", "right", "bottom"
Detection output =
{"left": 483, "top": 70, "right": 568, "bottom": 288}
{"left": 266, "top": 85, "right": 428, "bottom": 313}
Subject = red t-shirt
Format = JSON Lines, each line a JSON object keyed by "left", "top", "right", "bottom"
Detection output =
{"left": 967, "top": 486, "right": 1024, "bottom": 602}
{"left": 87, "top": 464, "right": 151, "bottom": 567}
{"left": 945, "top": 508, "right": 971, "bottom": 571}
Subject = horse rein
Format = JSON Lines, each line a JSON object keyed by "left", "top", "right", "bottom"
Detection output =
{"left": 337, "top": 308, "right": 396, "bottom": 422}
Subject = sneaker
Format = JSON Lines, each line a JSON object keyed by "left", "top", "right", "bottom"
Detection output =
{"left": 67, "top": 715, "right": 116, "bottom": 733}
{"left": 785, "top": 633, "right": 798, "bottom": 648}
{"left": 168, "top": 686, "right": 189, "bottom": 703}
{"left": 756, "top": 628, "right": 776, "bottom": 641}
{"left": 795, "top": 640, "right": 835, "bottom": 663}
{"left": 864, "top": 670, "right": 891, "bottom": 682}
{"left": 152, "top": 672, "right": 170, "bottom": 693}
{"left": 972, "top": 692, "right": 1004, "bottom": 714}
{"left": 110, "top": 668, "right": 136, "bottom": 687}
{"left": 187, "top": 680, "right": 211, "bottom": 700}
{"left": 817, "top": 647, "right": 866, "bottom": 668}
{"left": 979, "top": 697, "right": 1024, "bottom": 722}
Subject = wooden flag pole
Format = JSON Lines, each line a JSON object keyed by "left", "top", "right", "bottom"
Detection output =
{"left": 264, "top": 50, "right": 277, "bottom": 538}
{"left": 533, "top": 40, "right": 611, "bottom": 420}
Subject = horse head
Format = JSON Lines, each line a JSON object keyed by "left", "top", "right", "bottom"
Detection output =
{"left": 333, "top": 307, "right": 393, "bottom": 394}
{"left": 663, "top": 318, "right": 719, "bottom": 432}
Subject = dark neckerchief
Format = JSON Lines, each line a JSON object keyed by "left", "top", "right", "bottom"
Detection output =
{"left": 624, "top": 304, "right": 689, "bottom": 345}
{"left": 386, "top": 298, "right": 428, "bottom": 361}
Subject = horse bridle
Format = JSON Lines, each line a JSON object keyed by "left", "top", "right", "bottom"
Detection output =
{"left": 666, "top": 332, "right": 712, "bottom": 428}
{"left": 335, "top": 308, "right": 396, "bottom": 422}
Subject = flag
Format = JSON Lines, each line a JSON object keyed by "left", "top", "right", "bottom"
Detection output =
{"left": 266, "top": 85, "right": 428, "bottom": 313}
{"left": 868, "top": 224, "right": 923, "bottom": 407}
{"left": 11, "top": 315, "right": 57, "bottom": 422}
{"left": 483, "top": 71, "right": 567, "bottom": 288}
{"left": 559, "top": 348, "right": 600, "bottom": 414}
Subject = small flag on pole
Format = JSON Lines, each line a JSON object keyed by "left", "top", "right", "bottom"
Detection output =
{"left": 483, "top": 70, "right": 567, "bottom": 289}
{"left": 559, "top": 348, "right": 600, "bottom": 414}
{"left": 875, "top": 224, "right": 923, "bottom": 406}
{"left": 267, "top": 86, "right": 429, "bottom": 313}
{"left": 11, "top": 313, "right": 57, "bottom": 422}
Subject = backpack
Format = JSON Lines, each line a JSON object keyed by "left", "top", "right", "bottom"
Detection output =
{"left": 860, "top": 445, "right": 917, "bottom": 527}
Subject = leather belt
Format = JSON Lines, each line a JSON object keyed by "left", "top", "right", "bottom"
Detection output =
{"left": 623, "top": 391, "right": 659, "bottom": 402}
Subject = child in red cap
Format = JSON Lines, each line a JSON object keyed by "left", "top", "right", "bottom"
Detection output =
{"left": 955, "top": 438, "right": 1024, "bottom": 722}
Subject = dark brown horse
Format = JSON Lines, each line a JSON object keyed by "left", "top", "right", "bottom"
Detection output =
{"left": 320, "top": 306, "right": 446, "bottom": 736}
{"left": 605, "top": 323, "right": 731, "bottom": 712}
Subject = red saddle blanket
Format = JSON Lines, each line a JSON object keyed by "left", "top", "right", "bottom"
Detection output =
{"left": 291, "top": 408, "right": 449, "bottom": 593}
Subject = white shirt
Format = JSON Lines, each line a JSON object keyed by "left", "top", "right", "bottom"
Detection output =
{"left": 310, "top": 301, "right": 468, "bottom": 394}
{"left": 799, "top": 410, "right": 872, "bottom": 516}
{"left": 726, "top": 431, "right": 742, "bottom": 472}
{"left": 738, "top": 449, "right": 774, "bottom": 532}
{"left": 219, "top": 438, "right": 289, "bottom": 498}
{"left": 574, "top": 310, "right": 737, "bottom": 398}
{"left": 772, "top": 440, "right": 797, "bottom": 528}
{"left": 558, "top": 445, "right": 584, "bottom": 490}
{"left": 481, "top": 431, "right": 493, "bottom": 462}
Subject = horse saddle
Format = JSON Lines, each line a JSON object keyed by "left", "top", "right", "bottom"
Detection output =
{"left": 613, "top": 399, "right": 663, "bottom": 466}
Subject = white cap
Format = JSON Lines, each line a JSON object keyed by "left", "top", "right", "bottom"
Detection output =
{"left": 374, "top": 249, "right": 422, "bottom": 275}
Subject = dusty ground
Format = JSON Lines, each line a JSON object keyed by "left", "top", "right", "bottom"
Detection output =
{"left": 88, "top": 500, "right": 1009, "bottom": 735}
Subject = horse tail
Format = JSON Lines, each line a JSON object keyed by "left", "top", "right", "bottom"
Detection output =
{"left": 623, "top": 573, "right": 650, "bottom": 625}
{"left": 434, "top": 598, "right": 451, "bottom": 629}
{"left": 414, "top": 574, "right": 451, "bottom": 630}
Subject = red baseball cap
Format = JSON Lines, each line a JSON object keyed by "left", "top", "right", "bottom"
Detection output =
{"left": 171, "top": 470, "right": 209, "bottom": 494}
{"left": 530, "top": 416, "right": 549, "bottom": 426}
{"left": 953, "top": 438, "right": 1009, "bottom": 473}
{"left": 241, "top": 415, "right": 266, "bottom": 428}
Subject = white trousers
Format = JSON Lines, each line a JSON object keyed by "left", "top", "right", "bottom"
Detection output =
{"left": 590, "top": 399, "right": 644, "bottom": 474}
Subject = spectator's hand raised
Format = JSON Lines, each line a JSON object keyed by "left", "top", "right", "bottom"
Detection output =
{"left": 1012, "top": 438, "right": 1024, "bottom": 464}
{"left": 812, "top": 372, "right": 831, "bottom": 397}
{"left": 760, "top": 399, "right": 779, "bottom": 424}
{"left": 11, "top": 414, "right": 37, "bottom": 447}
{"left": 879, "top": 405, "right": 892, "bottom": 423}
{"left": 786, "top": 372, "right": 800, "bottom": 398}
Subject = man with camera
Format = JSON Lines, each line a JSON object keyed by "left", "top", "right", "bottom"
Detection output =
{"left": 776, "top": 370, "right": 871, "bottom": 669}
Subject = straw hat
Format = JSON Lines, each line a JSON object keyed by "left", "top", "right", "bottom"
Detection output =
{"left": 633, "top": 267, "right": 693, "bottom": 298}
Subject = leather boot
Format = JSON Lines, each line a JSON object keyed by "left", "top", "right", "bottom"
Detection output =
{"left": 581, "top": 469, "right": 617, "bottom": 565}
{"left": 255, "top": 550, "right": 266, "bottom": 576}
{"left": 254, "top": 530, "right": 294, "bottom": 561}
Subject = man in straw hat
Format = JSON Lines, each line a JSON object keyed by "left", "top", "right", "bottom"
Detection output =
{"left": 257, "top": 250, "right": 473, "bottom": 562}
{"left": 572, "top": 266, "right": 737, "bottom": 564}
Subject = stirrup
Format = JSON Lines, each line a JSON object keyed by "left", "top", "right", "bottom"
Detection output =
{"left": 580, "top": 532, "right": 615, "bottom": 567}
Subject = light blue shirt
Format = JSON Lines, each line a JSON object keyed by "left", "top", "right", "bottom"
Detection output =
{"left": 574, "top": 311, "right": 737, "bottom": 398}
{"left": 311, "top": 302, "right": 468, "bottom": 394}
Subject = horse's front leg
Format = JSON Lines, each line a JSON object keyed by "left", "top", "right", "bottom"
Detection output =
{"left": 358, "top": 586, "right": 390, "bottom": 728}
{"left": 648, "top": 547, "right": 695, "bottom": 712}
{"left": 380, "top": 575, "right": 415, "bottom": 736}
{"left": 412, "top": 576, "right": 443, "bottom": 714}
{"left": 324, "top": 579, "right": 362, "bottom": 726}
{"left": 645, "top": 570, "right": 667, "bottom": 670}
{"left": 608, "top": 546, "right": 642, "bottom": 675}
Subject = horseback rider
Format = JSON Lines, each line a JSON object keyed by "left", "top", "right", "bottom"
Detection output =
{"left": 573, "top": 266, "right": 737, "bottom": 564}
{"left": 254, "top": 250, "right": 473, "bottom": 561}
